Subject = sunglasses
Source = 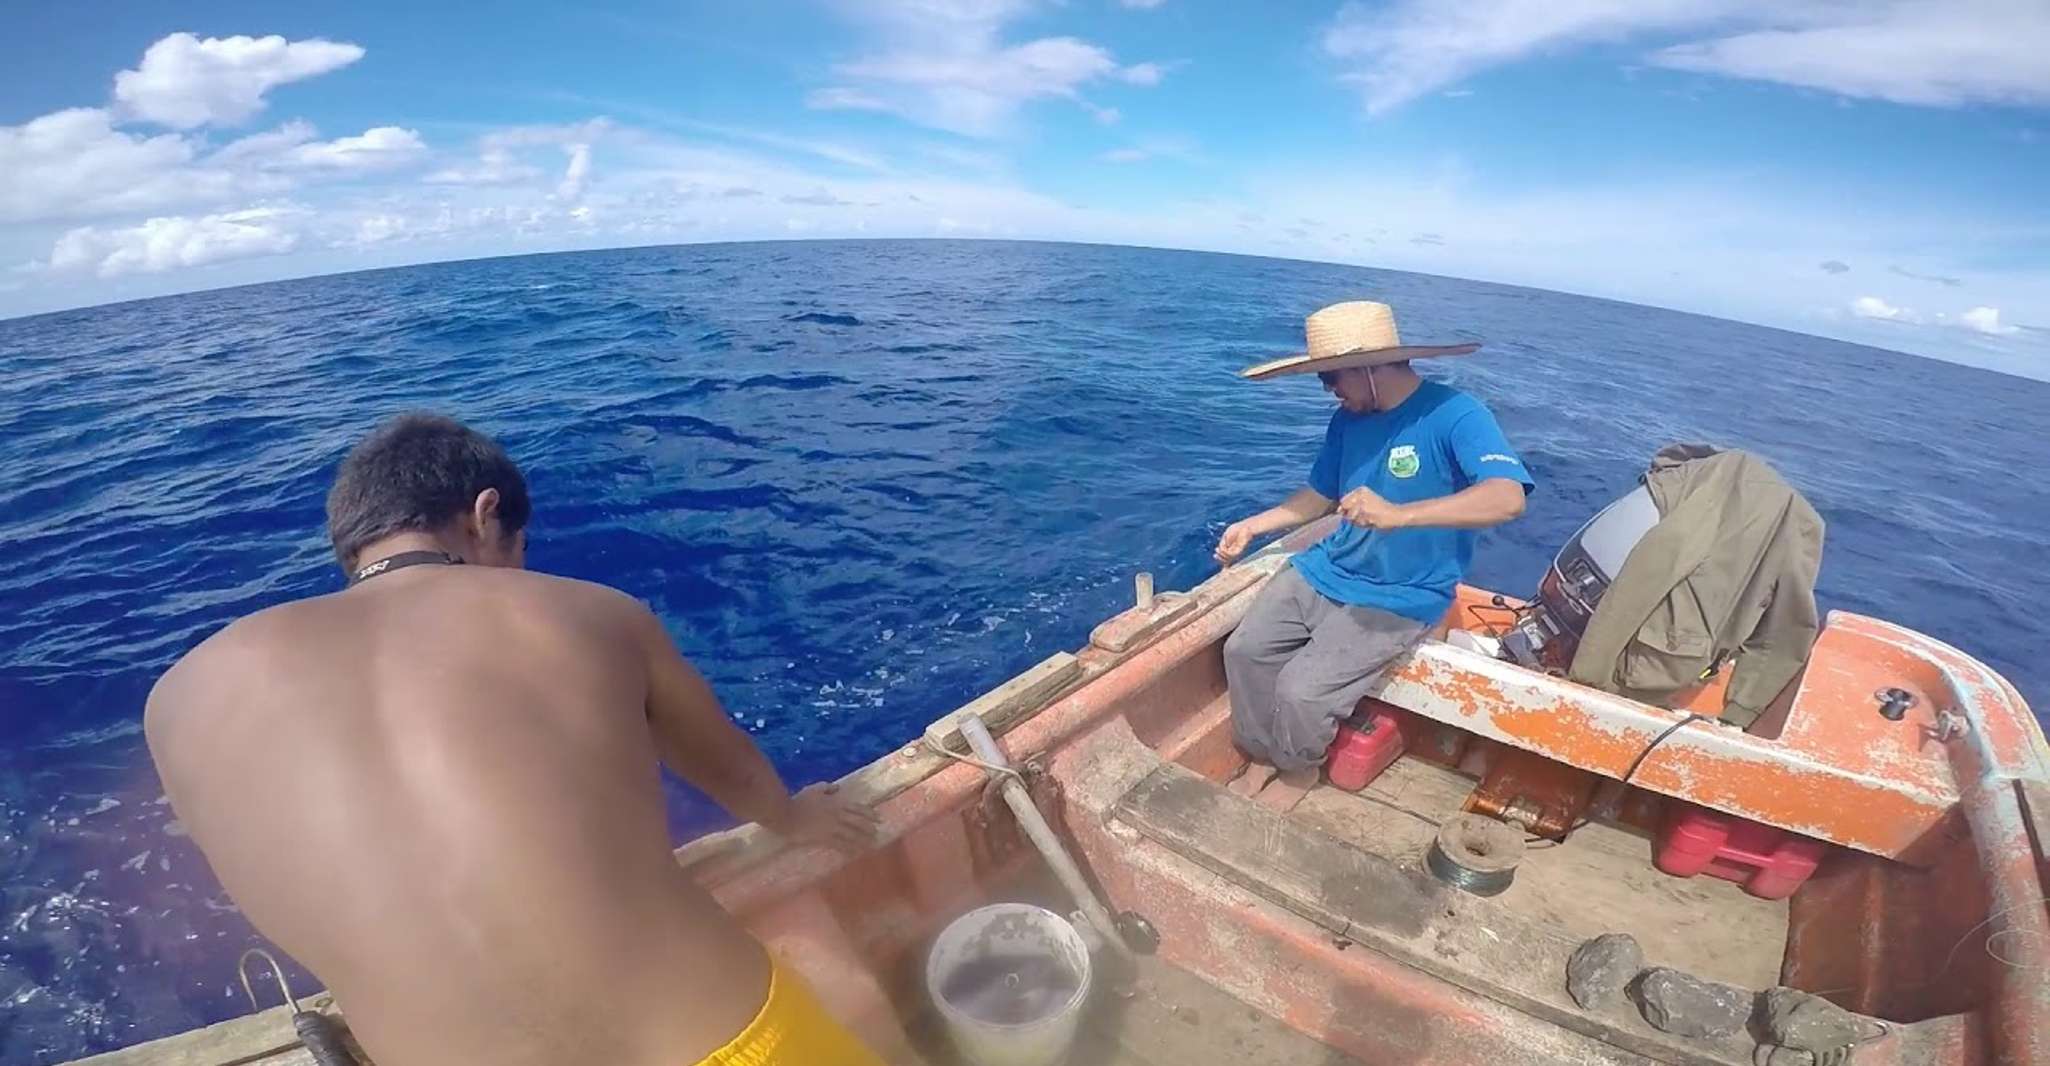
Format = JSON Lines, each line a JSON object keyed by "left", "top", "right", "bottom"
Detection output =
{"left": 1319, "top": 366, "right": 1381, "bottom": 386}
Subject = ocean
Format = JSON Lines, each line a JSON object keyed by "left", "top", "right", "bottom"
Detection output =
{"left": 2, "top": 239, "right": 2045, "bottom": 1062}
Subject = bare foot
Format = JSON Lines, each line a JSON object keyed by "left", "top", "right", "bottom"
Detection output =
{"left": 1227, "top": 761, "right": 1277, "bottom": 798}
{"left": 1253, "top": 766, "right": 1320, "bottom": 814}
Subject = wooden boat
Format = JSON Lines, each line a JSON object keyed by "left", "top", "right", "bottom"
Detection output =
{"left": 70, "top": 520, "right": 2050, "bottom": 1065}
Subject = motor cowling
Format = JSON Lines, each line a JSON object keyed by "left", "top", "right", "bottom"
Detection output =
{"left": 1501, "top": 485, "right": 1660, "bottom": 672}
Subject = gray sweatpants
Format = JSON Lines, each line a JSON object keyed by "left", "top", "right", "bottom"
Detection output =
{"left": 1224, "top": 565, "right": 1430, "bottom": 773}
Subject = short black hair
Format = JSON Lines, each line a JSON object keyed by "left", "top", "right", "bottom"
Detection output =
{"left": 325, "top": 413, "right": 531, "bottom": 568}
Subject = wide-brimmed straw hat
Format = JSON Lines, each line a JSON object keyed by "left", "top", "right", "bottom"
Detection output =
{"left": 1240, "top": 301, "right": 1479, "bottom": 380}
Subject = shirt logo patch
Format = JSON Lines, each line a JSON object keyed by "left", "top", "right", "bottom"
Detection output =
{"left": 1388, "top": 444, "right": 1420, "bottom": 479}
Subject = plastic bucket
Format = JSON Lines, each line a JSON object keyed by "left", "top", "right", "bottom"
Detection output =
{"left": 926, "top": 903, "right": 1094, "bottom": 1066}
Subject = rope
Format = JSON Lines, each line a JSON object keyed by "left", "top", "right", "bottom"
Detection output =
{"left": 923, "top": 733, "right": 1026, "bottom": 784}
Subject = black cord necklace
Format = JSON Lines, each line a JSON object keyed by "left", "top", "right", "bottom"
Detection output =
{"left": 349, "top": 550, "right": 463, "bottom": 586}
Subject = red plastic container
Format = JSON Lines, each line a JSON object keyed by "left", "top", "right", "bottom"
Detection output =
{"left": 1326, "top": 707, "right": 1406, "bottom": 792}
{"left": 1654, "top": 802, "right": 1828, "bottom": 900}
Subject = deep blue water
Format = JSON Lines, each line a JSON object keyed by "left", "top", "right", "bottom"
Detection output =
{"left": 2, "top": 239, "right": 2046, "bottom": 1062}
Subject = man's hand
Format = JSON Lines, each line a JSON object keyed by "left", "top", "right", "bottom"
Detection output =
{"left": 1338, "top": 487, "right": 1408, "bottom": 530}
{"left": 1214, "top": 520, "right": 1256, "bottom": 566}
{"left": 771, "top": 782, "right": 881, "bottom": 851}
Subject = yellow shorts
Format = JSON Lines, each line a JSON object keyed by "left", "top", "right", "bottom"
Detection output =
{"left": 695, "top": 958, "right": 889, "bottom": 1066}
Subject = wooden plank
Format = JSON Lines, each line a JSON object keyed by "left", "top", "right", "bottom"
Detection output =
{"left": 1114, "top": 762, "right": 1759, "bottom": 1066}
{"left": 1290, "top": 787, "right": 1440, "bottom": 873}
{"left": 1360, "top": 753, "right": 1480, "bottom": 821}
{"left": 922, "top": 652, "right": 1084, "bottom": 753}
{"left": 1116, "top": 764, "right": 1437, "bottom": 941}
{"left": 67, "top": 998, "right": 351, "bottom": 1066}
{"left": 1089, "top": 596, "right": 1199, "bottom": 654}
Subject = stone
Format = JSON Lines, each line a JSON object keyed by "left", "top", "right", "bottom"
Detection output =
{"left": 1635, "top": 967, "right": 1754, "bottom": 1039}
{"left": 1761, "top": 986, "right": 1886, "bottom": 1052}
{"left": 1566, "top": 932, "right": 1645, "bottom": 1009}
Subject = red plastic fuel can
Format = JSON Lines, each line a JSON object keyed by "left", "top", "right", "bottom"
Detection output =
{"left": 1654, "top": 802, "right": 1828, "bottom": 900}
{"left": 1326, "top": 707, "right": 1405, "bottom": 792}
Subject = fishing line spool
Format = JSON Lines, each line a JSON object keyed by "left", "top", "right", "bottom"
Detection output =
{"left": 1426, "top": 813, "right": 1526, "bottom": 897}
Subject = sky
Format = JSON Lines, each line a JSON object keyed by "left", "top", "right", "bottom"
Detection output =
{"left": 2, "top": 0, "right": 2047, "bottom": 378}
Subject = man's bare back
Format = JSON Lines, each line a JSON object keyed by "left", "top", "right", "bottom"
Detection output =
{"left": 146, "top": 414, "right": 879, "bottom": 1066}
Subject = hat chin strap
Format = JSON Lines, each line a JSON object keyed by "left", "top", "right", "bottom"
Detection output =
{"left": 1367, "top": 366, "right": 1381, "bottom": 411}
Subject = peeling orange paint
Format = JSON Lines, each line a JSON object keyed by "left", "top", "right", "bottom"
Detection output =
{"left": 1371, "top": 604, "right": 2011, "bottom": 862}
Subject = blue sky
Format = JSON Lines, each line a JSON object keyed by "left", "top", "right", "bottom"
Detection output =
{"left": 3, "top": 1, "right": 2046, "bottom": 377}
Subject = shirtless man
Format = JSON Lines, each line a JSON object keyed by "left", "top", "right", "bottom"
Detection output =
{"left": 146, "top": 413, "right": 888, "bottom": 1066}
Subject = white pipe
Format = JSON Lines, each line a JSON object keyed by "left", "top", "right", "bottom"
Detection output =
{"left": 957, "top": 714, "right": 1136, "bottom": 962}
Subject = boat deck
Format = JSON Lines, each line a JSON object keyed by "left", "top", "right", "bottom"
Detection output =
{"left": 912, "top": 957, "right": 1368, "bottom": 1066}
{"left": 1093, "top": 706, "right": 1804, "bottom": 1066}
{"left": 1285, "top": 756, "right": 1789, "bottom": 991}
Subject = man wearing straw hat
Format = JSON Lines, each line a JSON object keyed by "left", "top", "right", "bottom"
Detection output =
{"left": 1214, "top": 301, "right": 1533, "bottom": 805}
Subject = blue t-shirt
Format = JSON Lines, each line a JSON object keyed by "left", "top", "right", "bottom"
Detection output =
{"left": 1291, "top": 381, "right": 1534, "bottom": 624}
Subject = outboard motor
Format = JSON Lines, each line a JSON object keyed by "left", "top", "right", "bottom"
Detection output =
{"left": 1500, "top": 485, "right": 1660, "bottom": 672}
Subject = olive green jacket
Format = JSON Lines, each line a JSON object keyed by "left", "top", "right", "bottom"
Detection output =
{"left": 1568, "top": 445, "right": 1824, "bottom": 727}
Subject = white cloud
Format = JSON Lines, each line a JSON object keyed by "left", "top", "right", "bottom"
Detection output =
{"left": 0, "top": 108, "right": 252, "bottom": 222}
{"left": 812, "top": 3, "right": 1162, "bottom": 135}
{"left": 805, "top": 87, "right": 892, "bottom": 113}
{"left": 215, "top": 122, "right": 426, "bottom": 171}
{"left": 1960, "top": 306, "right": 2018, "bottom": 335}
{"left": 1322, "top": 0, "right": 1730, "bottom": 115}
{"left": 556, "top": 143, "right": 593, "bottom": 201}
{"left": 1120, "top": 62, "right": 1165, "bottom": 87}
{"left": 1099, "top": 136, "right": 1196, "bottom": 164}
{"left": 210, "top": 120, "right": 319, "bottom": 163}
{"left": 346, "top": 213, "right": 408, "bottom": 247}
{"left": 1652, "top": 3, "right": 2050, "bottom": 108}
{"left": 424, "top": 120, "right": 612, "bottom": 188}
{"left": 284, "top": 126, "right": 425, "bottom": 170}
{"left": 113, "top": 33, "right": 365, "bottom": 129}
{"left": 666, "top": 120, "right": 890, "bottom": 171}
{"left": 424, "top": 147, "right": 542, "bottom": 186}
{"left": 1851, "top": 294, "right": 1915, "bottom": 322}
{"left": 1120, "top": 0, "right": 1167, "bottom": 8}
{"left": 0, "top": 32, "right": 390, "bottom": 224}
{"left": 835, "top": 37, "right": 1120, "bottom": 134}
{"left": 44, "top": 207, "right": 301, "bottom": 277}
{"left": 917, "top": 143, "right": 1009, "bottom": 172}
{"left": 0, "top": 111, "right": 421, "bottom": 225}
{"left": 1323, "top": 1, "right": 2050, "bottom": 115}
{"left": 481, "top": 118, "right": 614, "bottom": 150}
